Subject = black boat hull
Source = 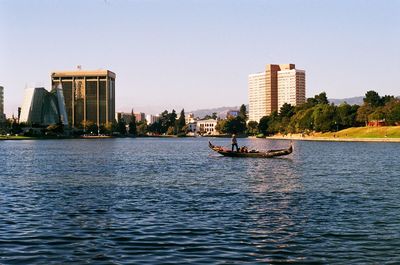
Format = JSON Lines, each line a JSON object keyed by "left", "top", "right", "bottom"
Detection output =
{"left": 209, "top": 142, "right": 293, "bottom": 158}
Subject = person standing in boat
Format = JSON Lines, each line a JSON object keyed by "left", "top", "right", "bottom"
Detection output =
{"left": 231, "top": 134, "right": 239, "bottom": 152}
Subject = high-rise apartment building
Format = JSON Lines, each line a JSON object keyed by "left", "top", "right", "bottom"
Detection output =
{"left": 248, "top": 72, "right": 267, "bottom": 122}
{"left": 51, "top": 70, "right": 116, "bottom": 128}
{"left": 277, "top": 69, "right": 306, "bottom": 111}
{"left": 248, "top": 64, "right": 305, "bottom": 122}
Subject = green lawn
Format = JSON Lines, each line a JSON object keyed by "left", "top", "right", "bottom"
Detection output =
{"left": 0, "top": 135, "right": 36, "bottom": 140}
{"left": 318, "top": 126, "right": 400, "bottom": 138}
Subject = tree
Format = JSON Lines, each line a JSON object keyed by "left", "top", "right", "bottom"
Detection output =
{"left": 216, "top": 116, "right": 247, "bottom": 135}
{"left": 10, "top": 121, "right": 22, "bottom": 134}
{"left": 267, "top": 111, "right": 281, "bottom": 134}
{"left": 116, "top": 120, "right": 127, "bottom": 135}
{"left": 306, "top": 97, "right": 319, "bottom": 107}
{"left": 239, "top": 104, "right": 247, "bottom": 121}
{"left": 83, "top": 120, "right": 98, "bottom": 134}
{"left": 211, "top": 112, "right": 218, "bottom": 119}
{"left": 166, "top": 126, "right": 175, "bottom": 135}
{"left": 169, "top": 110, "right": 177, "bottom": 127}
{"left": 312, "top": 104, "right": 337, "bottom": 132}
{"left": 289, "top": 108, "right": 314, "bottom": 133}
{"left": 99, "top": 123, "right": 112, "bottom": 135}
{"left": 224, "top": 117, "right": 246, "bottom": 134}
{"left": 337, "top": 103, "right": 358, "bottom": 129}
{"left": 356, "top": 104, "right": 374, "bottom": 126}
{"left": 364, "top": 90, "right": 382, "bottom": 107}
{"left": 136, "top": 121, "right": 148, "bottom": 136}
{"left": 279, "top": 103, "right": 295, "bottom": 118}
{"left": 215, "top": 119, "right": 227, "bottom": 134}
{"left": 81, "top": 120, "right": 93, "bottom": 132}
{"left": 45, "top": 123, "right": 63, "bottom": 135}
{"left": 382, "top": 95, "right": 395, "bottom": 105}
{"left": 384, "top": 99, "right": 400, "bottom": 125}
{"left": 105, "top": 122, "right": 113, "bottom": 134}
{"left": 314, "top": 92, "right": 329, "bottom": 105}
{"left": 247, "top": 121, "right": 258, "bottom": 135}
{"left": 129, "top": 110, "right": 137, "bottom": 135}
{"left": 258, "top": 116, "right": 270, "bottom": 135}
{"left": 176, "top": 109, "right": 186, "bottom": 133}
{"left": 154, "top": 110, "right": 178, "bottom": 134}
{"left": 257, "top": 112, "right": 282, "bottom": 135}
{"left": 368, "top": 107, "right": 385, "bottom": 121}
{"left": 148, "top": 121, "right": 162, "bottom": 135}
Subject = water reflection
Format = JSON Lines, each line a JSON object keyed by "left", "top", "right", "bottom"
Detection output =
{"left": 235, "top": 140, "right": 307, "bottom": 262}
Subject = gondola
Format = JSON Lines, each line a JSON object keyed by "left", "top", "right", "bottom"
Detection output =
{"left": 208, "top": 141, "right": 293, "bottom": 158}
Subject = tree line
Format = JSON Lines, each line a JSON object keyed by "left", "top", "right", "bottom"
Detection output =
{"left": 239, "top": 90, "right": 400, "bottom": 136}
{"left": 2, "top": 90, "right": 399, "bottom": 137}
{"left": 115, "top": 109, "right": 187, "bottom": 136}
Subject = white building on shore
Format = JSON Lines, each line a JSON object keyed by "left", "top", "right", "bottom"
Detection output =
{"left": 196, "top": 119, "right": 218, "bottom": 135}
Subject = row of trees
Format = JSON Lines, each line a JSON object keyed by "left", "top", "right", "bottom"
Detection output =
{"left": 253, "top": 91, "right": 400, "bottom": 136}
{"left": 215, "top": 105, "right": 247, "bottom": 134}
{"left": 356, "top": 91, "right": 400, "bottom": 126}
{"left": 147, "top": 109, "right": 186, "bottom": 136}
{"left": 0, "top": 108, "right": 188, "bottom": 137}
{"left": 115, "top": 90, "right": 400, "bottom": 137}
{"left": 114, "top": 109, "right": 187, "bottom": 136}
{"left": 3, "top": 91, "right": 399, "bottom": 137}
{"left": 257, "top": 93, "right": 359, "bottom": 135}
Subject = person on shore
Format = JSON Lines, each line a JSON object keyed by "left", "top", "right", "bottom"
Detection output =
{"left": 231, "top": 134, "right": 239, "bottom": 152}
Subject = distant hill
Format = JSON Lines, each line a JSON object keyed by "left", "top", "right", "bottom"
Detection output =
{"left": 190, "top": 99, "right": 366, "bottom": 118}
{"left": 329, "top": 96, "right": 364, "bottom": 106}
{"left": 189, "top": 106, "right": 243, "bottom": 119}
{"left": 191, "top": 96, "right": 400, "bottom": 118}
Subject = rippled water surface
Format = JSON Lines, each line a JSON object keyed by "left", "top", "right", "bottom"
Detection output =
{"left": 1, "top": 138, "right": 400, "bottom": 264}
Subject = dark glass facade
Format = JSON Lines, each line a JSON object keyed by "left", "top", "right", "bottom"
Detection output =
{"left": 51, "top": 70, "right": 116, "bottom": 128}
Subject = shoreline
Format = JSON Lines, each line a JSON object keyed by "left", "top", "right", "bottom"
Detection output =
{"left": 2, "top": 133, "right": 400, "bottom": 143}
{"left": 265, "top": 135, "right": 400, "bottom": 143}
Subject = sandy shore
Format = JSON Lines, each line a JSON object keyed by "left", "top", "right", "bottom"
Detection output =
{"left": 266, "top": 134, "right": 400, "bottom": 143}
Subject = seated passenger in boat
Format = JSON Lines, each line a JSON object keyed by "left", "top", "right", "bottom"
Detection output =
{"left": 239, "top": 146, "right": 248, "bottom": 153}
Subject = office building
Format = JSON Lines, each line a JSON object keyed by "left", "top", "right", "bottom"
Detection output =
{"left": 20, "top": 85, "right": 68, "bottom": 126}
{"left": 248, "top": 64, "right": 305, "bottom": 122}
{"left": 51, "top": 70, "right": 116, "bottom": 128}
{"left": 146, "top": 114, "right": 159, "bottom": 125}
{"left": 0, "top": 86, "right": 5, "bottom": 122}
{"left": 134, "top": 112, "right": 146, "bottom": 122}
{"left": 116, "top": 112, "right": 134, "bottom": 124}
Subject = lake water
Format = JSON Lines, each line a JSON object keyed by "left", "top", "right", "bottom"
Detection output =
{"left": 0, "top": 138, "right": 400, "bottom": 264}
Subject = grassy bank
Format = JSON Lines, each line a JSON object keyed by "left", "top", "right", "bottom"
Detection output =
{"left": 0, "top": 135, "right": 37, "bottom": 140}
{"left": 267, "top": 126, "right": 400, "bottom": 142}
{"left": 317, "top": 126, "right": 400, "bottom": 138}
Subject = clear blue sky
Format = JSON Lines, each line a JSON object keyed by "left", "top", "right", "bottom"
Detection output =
{"left": 1, "top": 0, "right": 399, "bottom": 116}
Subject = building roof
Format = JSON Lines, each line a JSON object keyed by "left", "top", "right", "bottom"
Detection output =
{"left": 197, "top": 119, "right": 218, "bottom": 123}
{"left": 51, "top": 70, "right": 116, "bottom": 79}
